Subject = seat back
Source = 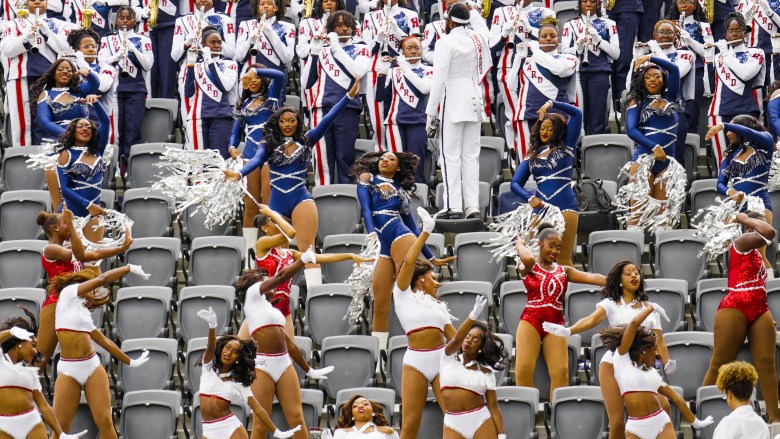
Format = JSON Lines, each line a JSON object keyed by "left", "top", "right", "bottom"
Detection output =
{"left": 551, "top": 386, "right": 606, "bottom": 439}
{"left": 684, "top": 133, "right": 700, "bottom": 181}
{"left": 478, "top": 141, "right": 503, "bottom": 186}
{"left": 499, "top": 281, "right": 527, "bottom": 335}
{"left": 654, "top": 230, "right": 707, "bottom": 289}
{"left": 581, "top": 135, "right": 633, "bottom": 181}
{"left": 127, "top": 143, "right": 179, "bottom": 189}
{"left": 386, "top": 336, "right": 408, "bottom": 397}
{"left": 553, "top": 1, "right": 579, "bottom": 32}
{"left": 177, "top": 286, "right": 234, "bottom": 343}
{"left": 0, "top": 146, "right": 46, "bottom": 192}
{"left": 0, "top": 242, "right": 46, "bottom": 288}
{"left": 664, "top": 332, "right": 714, "bottom": 398}
{"left": 188, "top": 237, "right": 244, "bottom": 286}
{"left": 113, "top": 287, "right": 172, "bottom": 340}
{"left": 120, "top": 390, "right": 180, "bottom": 439}
{"left": 140, "top": 99, "right": 179, "bottom": 143}
{"left": 312, "top": 185, "right": 361, "bottom": 241}
{"left": 321, "top": 336, "right": 379, "bottom": 398}
{"left": 689, "top": 179, "right": 719, "bottom": 216}
{"left": 696, "top": 385, "right": 758, "bottom": 439}
{"left": 454, "top": 232, "right": 506, "bottom": 285}
{"left": 435, "top": 182, "right": 491, "bottom": 216}
{"left": 0, "top": 190, "right": 50, "bottom": 240}
{"left": 181, "top": 202, "right": 232, "bottom": 240}
{"left": 437, "top": 281, "right": 492, "bottom": 322}
{"left": 496, "top": 386, "right": 539, "bottom": 439}
{"left": 0, "top": 288, "right": 45, "bottom": 323}
{"left": 533, "top": 335, "right": 582, "bottom": 400}
{"left": 183, "top": 338, "right": 208, "bottom": 394}
{"left": 123, "top": 238, "right": 179, "bottom": 288}
{"left": 269, "top": 389, "right": 323, "bottom": 434}
{"left": 292, "top": 336, "right": 312, "bottom": 385}
{"left": 587, "top": 230, "right": 643, "bottom": 276}
{"left": 588, "top": 334, "right": 609, "bottom": 385}
{"left": 766, "top": 279, "right": 780, "bottom": 324}
{"left": 695, "top": 279, "right": 728, "bottom": 332}
{"left": 305, "top": 284, "right": 354, "bottom": 344}
{"left": 122, "top": 189, "right": 172, "bottom": 238}
{"left": 565, "top": 283, "right": 606, "bottom": 346}
{"left": 118, "top": 338, "right": 177, "bottom": 392}
{"left": 645, "top": 279, "right": 687, "bottom": 332}
{"left": 419, "top": 394, "right": 445, "bottom": 438}
{"left": 321, "top": 234, "right": 365, "bottom": 284}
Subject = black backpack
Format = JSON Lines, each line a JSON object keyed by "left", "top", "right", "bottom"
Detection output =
{"left": 574, "top": 178, "right": 614, "bottom": 234}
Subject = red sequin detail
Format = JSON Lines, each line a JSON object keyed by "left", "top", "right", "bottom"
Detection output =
{"left": 718, "top": 245, "right": 769, "bottom": 325}
{"left": 256, "top": 247, "right": 293, "bottom": 316}
{"left": 41, "top": 255, "right": 83, "bottom": 308}
{"left": 520, "top": 263, "right": 568, "bottom": 337}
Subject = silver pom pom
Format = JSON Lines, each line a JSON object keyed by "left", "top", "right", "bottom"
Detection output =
{"left": 343, "top": 233, "right": 380, "bottom": 323}
{"left": 767, "top": 142, "right": 780, "bottom": 191}
{"left": 692, "top": 195, "right": 765, "bottom": 260}
{"left": 26, "top": 143, "right": 116, "bottom": 170}
{"left": 485, "top": 203, "right": 565, "bottom": 266}
{"left": 613, "top": 155, "right": 687, "bottom": 233}
{"left": 72, "top": 209, "right": 134, "bottom": 248}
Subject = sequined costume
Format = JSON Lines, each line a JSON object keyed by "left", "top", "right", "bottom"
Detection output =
{"left": 41, "top": 255, "right": 83, "bottom": 308}
{"left": 716, "top": 123, "right": 774, "bottom": 212}
{"left": 237, "top": 93, "right": 351, "bottom": 218}
{"left": 36, "top": 70, "right": 100, "bottom": 142}
{"left": 625, "top": 56, "right": 681, "bottom": 176}
{"left": 56, "top": 101, "right": 110, "bottom": 218}
{"left": 510, "top": 101, "right": 581, "bottom": 213}
{"left": 229, "top": 68, "right": 286, "bottom": 160}
{"left": 255, "top": 247, "right": 294, "bottom": 317}
{"left": 520, "top": 262, "right": 568, "bottom": 338}
{"left": 718, "top": 243, "right": 769, "bottom": 325}
{"left": 357, "top": 174, "right": 433, "bottom": 259}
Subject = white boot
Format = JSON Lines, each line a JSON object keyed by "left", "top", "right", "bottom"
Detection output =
{"left": 242, "top": 228, "right": 258, "bottom": 269}
{"left": 304, "top": 267, "right": 322, "bottom": 288}
{"left": 372, "top": 331, "right": 389, "bottom": 374}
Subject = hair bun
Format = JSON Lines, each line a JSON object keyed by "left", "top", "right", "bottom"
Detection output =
{"left": 540, "top": 16, "right": 559, "bottom": 27}
{"left": 36, "top": 211, "right": 50, "bottom": 226}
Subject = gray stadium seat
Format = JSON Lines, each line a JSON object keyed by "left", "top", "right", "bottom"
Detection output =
{"left": 418, "top": 387, "right": 444, "bottom": 437}
{"left": 334, "top": 387, "right": 396, "bottom": 425}
{"left": 653, "top": 230, "right": 707, "bottom": 289}
{"left": 190, "top": 392, "right": 249, "bottom": 439}
{"left": 292, "top": 336, "right": 313, "bottom": 386}
{"left": 354, "top": 139, "right": 374, "bottom": 162}
{"left": 664, "top": 331, "right": 714, "bottom": 399}
{"left": 71, "top": 393, "right": 99, "bottom": 439}
{"left": 437, "top": 281, "right": 492, "bottom": 323}
{"left": 553, "top": 1, "right": 579, "bottom": 34}
{"left": 386, "top": 335, "right": 408, "bottom": 397}
{"left": 689, "top": 179, "right": 719, "bottom": 217}
{"left": 180, "top": 337, "right": 208, "bottom": 396}
{"left": 766, "top": 279, "right": 780, "bottom": 324}
{"left": 564, "top": 283, "right": 606, "bottom": 347}
{"left": 0, "top": 240, "right": 46, "bottom": 288}
{"left": 0, "top": 287, "right": 45, "bottom": 323}
{"left": 126, "top": 143, "right": 182, "bottom": 189}
{"left": 734, "top": 335, "right": 780, "bottom": 400}
{"left": 533, "top": 335, "right": 582, "bottom": 401}
{"left": 123, "top": 237, "right": 180, "bottom": 288}
{"left": 269, "top": 389, "right": 324, "bottom": 435}
{"left": 494, "top": 333, "right": 513, "bottom": 385}
{"left": 770, "top": 190, "right": 780, "bottom": 233}
{"left": 479, "top": 137, "right": 504, "bottom": 187}
{"left": 550, "top": 386, "right": 607, "bottom": 439}
{"left": 435, "top": 181, "right": 491, "bottom": 218}
{"left": 581, "top": 134, "right": 633, "bottom": 181}
{"left": 0, "top": 190, "right": 51, "bottom": 240}
{"left": 179, "top": 202, "right": 233, "bottom": 242}
{"left": 284, "top": 94, "right": 301, "bottom": 111}
{"left": 496, "top": 386, "right": 539, "bottom": 439}
{"left": 112, "top": 287, "right": 172, "bottom": 340}
{"left": 645, "top": 279, "right": 688, "bottom": 332}
{"left": 453, "top": 232, "right": 506, "bottom": 285}
{"left": 185, "top": 236, "right": 245, "bottom": 286}
{"left": 305, "top": 284, "right": 355, "bottom": 344}
{"left": 586, "top": 230, "right": 643, "bottom": 275}
{"left": 102, "top": 143, "right": 119, "bottom": 189}
{"left": 695, "top": 385, "right": 759, "bottom": 439}
{"left": 176, "top": 286, "right": 234, "bottom": 343}
{"left": 100, "top": 189, "right": 115, "bottom": 211}
{"left": 140, "top": 99, "right": 179, "bottom": 143}
{"left": 498, "top": 280, "right": 527, "bottom": 336}
{"left": 409, "top": 183, "right": 430, "bottom": 228}
{"left": 118, "top": 390, "right": 180, "bottom": 439}
{"left": 684, "top": 133, "right": 700, "bottom": 182}
{"left": 321, "top": 234, "right": 365, "bottom": 284}
{"left": 587, "top": 334, "right": 609, "bottom": 385}
{"left": 312, "top": 184, "right": 361, "bottom": 241}
{"left": 0, "top": 146, "right": 46, "bottom": 193}
{"left": 320, "top": 335, "right": 380, "bottom": 398}
{"left": 121, "top": 188, "right": 173, "bottom": 238}
{"left": 694, "top": 279, "right": 728, "bottom": 332}
{"left": 117, "top": 338, "right": 177, "bottom": 393}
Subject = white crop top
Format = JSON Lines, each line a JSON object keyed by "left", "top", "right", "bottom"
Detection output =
{"left": 597, "top": 298, "right": 662, "bottom": 330}
{"left": 612, "top": 350, "right": 664, "bottom": 396}
{"left": 0, "top": 349, "right": 42, "bottom": 392}
{"left": 392, "top": 285, "right": 452, "bottom": 336}
{"left": 199, "top": 362, "right": 253, "bottom": 405}
{"left": 439, "top": 352, "right": 496, "bottom": 396}
{"left": 55, "top": 284, "right": 97, "bottom": 333}
{"left": 245, "top": 282, "right": 286, "bottom": 336}
{"left": 333, "top": 424, "right": 400, "bottom": 438}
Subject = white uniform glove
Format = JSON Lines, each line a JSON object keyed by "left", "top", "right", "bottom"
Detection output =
{"left": 542, "top": 322, "right": 571, "bottom": 337}
{"left": 377, "top": 57, "right": 391, "bottom": 74}
{"left": 9, "top": 327, "right": 34, "bottom": 341}
{"left": 527, "top": 40, "right": 540, "bottom": 53}
{"left": 306, "top": 365, "right": 335, "bottom": 379}
{"left": 425, "top": 114, "right": 439, "bottom": 138}
{"left": 127, "top": 264, "right": 151, "bottom": 280}
{"left": 197, "top": 307, "right": 218, "bottom": 329}
{"left": 311, "top": 36, "right": 324, "bottom": 54}
{"left": 396, "top": 53, "right": 409, "bottom": 67}
{"left": 647, "top": 39, "right": 663, "bottom": 55}
{"left": 417, "top": 206, "right": 436, "bottom": 233}
{"left": 649, "top": 302, "right": 671, "bottom": 322}
{"left": 184, "top": 34, "right": 197, "bottom": 47}
{"left": 140, "top": 7, "right": 150, "bottom": 18}
{"left": 469, "top": 295, "right": 487, "bottom": 320}
{"left": 327, "top": 32, "right": 340, "bottom": 47}
{"left": 74, "top": 51, "right": 90, "bottom": 70}
{"left": 691, "top": 416, "right": 714, "bottom": 429}
{"left": 587, "top": 26, "right": 601, "bottom": 45}
{"left": 186, "top": 49, "right": 198, "bottom": 64}
{"left": 664, "top": 359, "right": 677, "bottom": 375}
{"left": 300, "top": 246, "right": 317, "bottom": 264}
{"left": 201, "top": 46, "right": 213, "bottom": 63}
{"left": 59, "top": 431, "right": 89, "bottom": 439}
{"left": 501, "top": 21, "right": 514, "bottom": 38}
{"left": 576, "top": 35, "right": 587, "bottom": 50}
{"left": 497, "top": 435, "right": 507, "bottom": 439}
{"left": 128, "top": 350, "right": 150, "bottom": 368}
{"left": 273, "top": 426, "right": 303, "bottom": 438}
{"left": 715, "top": 39, "right": 729, "bottom": 54}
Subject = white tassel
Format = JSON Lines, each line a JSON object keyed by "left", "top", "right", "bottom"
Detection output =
{"left": 72, "top": 209, "right": 134, "bottom": 248}
{"left": 344, "top": 233, "right": 380, "bottom": 323}
{"left": 691, "top": 195, "right": 764, "bottom": 260}
{"left": 765, "top": 141, "right": 780, "bottom": 191}
{"left": 485, "top": 203, "right": 565, "bottom": 263}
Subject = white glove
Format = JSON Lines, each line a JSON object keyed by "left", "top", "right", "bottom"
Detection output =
{"left": 576, "top": 35, "right": 587, "bottom": 51}
{"left": 197, "top": 307, "right": 218, "bottom": 329}
{"left": 9, "top": 327, "right": 34, "bottom": 341}
{"left": 300, "top": 246, "right": 317, "bottom": 264}
{"left": 542, "top": 322, "right": 571, "bottom": 337}
{"left": 587, "top": 26, "right": 601, "bottom": 45}
{"left": 691, "top": 416, "right": 714, "bottom": 429}
{"left": 369, "top": 0, "right": 379, "bottom": 7}
{"left": 680, "top": 28, "right": 693, "bottom": 42}
{"left": 527, "top": 40, "right": 540, "bottom": 53}
{"left": 201, "top": 46, "right": 213, "bottom": 63}
{"left": 497, "top": 435, "right": 507, "bottom": 439}
{"left": 772, "top": 34, "right": 780, "bottom": 53}
{"left": 127, "top": 264, "right": 151, "bottom": 280}
{"left": 704, "top": 45, "right": 715, "bottom": 63}
{"left": 649, "top": 302, "right": 671, "bottom": 323}
{"left": 469, "top": 295, "right": 487, "bottom": 320}
{"left": 184, "top": 34, "right": 197, "bottom": 47}
{"left": 715, "top": 39, "right": 729, "bottom": 54}
{"left": 417, "top": 206, "right": 436, "bottom": 233}
{"left": 128, "top": 350, "right": 150, "bottom": 368}
{"left": 59, "top": 430, "right": 89, "bottom": 439}
{"left": 186, "top": 49, "right": 198, "bottom": 64}
{"left": 140, "top": 7, "right": 149, "bottom": 18}
{"left": 311, "top": 36, "right": 323, "bottom": 54}
{"left": 426, "top": 114, "right": 439, "bottom": 137}
{"left": 306, "top": 365, "right": 334, "bottom": 379}
{"left": 647, "top": 39, "right": 663, "bottom": 54}
{"left": 327, "top": 32, "right": 340, "bottom": 47}
{"left": 501, "top": 21, "right": 514, "bottom": 38}
{"left": 664, "top": 359, "right": 677, "bottom": 375}
{"left": 74, "top": 51, "right": 90, "bottom": 70}
{"left": 377, "top": 57, "right": 391, "bottom": 74}
{"left": 395, "top": 54, "right": 408, "bottom": 67}
{"left": 273, "top": 426, "right": 303, "bottom": 438}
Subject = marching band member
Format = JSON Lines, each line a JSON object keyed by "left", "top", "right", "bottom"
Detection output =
{"left": 296, "top": 0, "right": 344, "bottom": 109}
{"left": 511, "top": 18, "right": 578, "bottom": 161}
{"left": 171, "top": 0, "right": 236, "bottom": 64}
{"left": 303, "top": 11, "right": 371, "bottom": 184}
{"left": 426, "top": 2, "right": 491, "bottom": 220}
{"left": 376, "top": 36, "right": 432, "bottom": 182}
{"left": 62, "top": 0, "right": 125, "bottom": 38}
{"left": 490, "top": 0, "right": 555, "bottom": 153}
{"left": 99, "top": 6, "right": 153, "bottom": 160}
{"left": 362, "top": 0, "right": 420, "bottom": 152}
{"left": 606, "top": 0, "right": 642, "bottom": 98}
{"left": 1, "top": 0, "right": 62, "bottom": 23}
{"left": 235, "top": 0, "right": 296, "bottom": 76}
{"left": 666, "top": 0, "right": 713, "bottom": 136}
{"left": 0, "top": 0, "right": 71, "bottom": 147}
{"left": 737, "top": 0, "right": 780, "bottom": 84}
{"left": 707, "top": 12, "right": 765, "bottom": 165}
{"left": 133, "top": 0, "right": 180, "bottom": 98}
{"left": 183, "top": 25, "right": 239, "bottom": 158}
{"left": 561, "top": 0, "right": 619, "bottom": 135}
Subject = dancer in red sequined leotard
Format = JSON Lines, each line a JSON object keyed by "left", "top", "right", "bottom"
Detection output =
{"left": 515, "top": 223, "right": 606, "bottom": 401}
{"left": 702, "top": 211, "right": 779, "bottom": 423}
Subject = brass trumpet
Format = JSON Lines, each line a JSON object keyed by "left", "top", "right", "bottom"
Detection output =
{"left": 481, "top": 0, "right": 491, "bottom": 19}
{"left": 303, "top": 0, "right": 313, "bottom": 18}
{"left": 148, "top": 0, "right": 159, "bottom": 28}
{"left": 82, "top": 0, "right": 95, "bottom": 29}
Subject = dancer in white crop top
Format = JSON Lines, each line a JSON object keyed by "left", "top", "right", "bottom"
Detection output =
{"left": 196, "top": 307, "right": 301, "bottom": 439}
{"left": 542, "top": 261, "right": 674, "bottom": 438}
{"left": 599, "top": 304, "right": 713, "bottom": 439}
{"left": 333, "top": 394, "right": 399, "bottom": 438}
{"left": 235, "top": 245, "right": 333, "bottom": 439}
{"left": 439, "top": 282, "right": 508, "bottom": 439}
{"left": 392, "top": 207, "right": 458, "bottom": 439}
{"left": 0, "top": 312, "right": 86, "bottom": 439}
{"left": 50, "top": 265, "right": 151, "bottom": 439}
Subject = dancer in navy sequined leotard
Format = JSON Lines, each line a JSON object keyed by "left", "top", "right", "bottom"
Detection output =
{"left": 702, "top": 212, "right": 778, "bottom": 423}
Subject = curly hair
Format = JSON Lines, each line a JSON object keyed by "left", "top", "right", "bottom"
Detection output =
{"left": 337, "top": 395, "right": 391, "bottom": 428}
{"left": 626, "top": 62, "right": 669, "bottom": 107}
{"left": 599, "top": 325, "right": 657, "bottom": 362}
{"left": 576, "top": 0, "right": 603, "bottom": 17}
{"left": 0, "top": 307, "right": 38, "bottom": 353}
{"left": 312, "top": 0, "right": 346, "bottom": 18}
{"left": 196, "top": 335, "right": 257, "bottom": 387}
{"left": 263, "top": 107, "right": 309, "bottom": 159}
{"left": 66, "top": 28, "right": 100, "bottom": 52}
{"left": 251, "top": 0, "right": 285, "bottom": 21}
{"left": 464, "top": 321, "right": 509, "bottom": 370}
{"left": 326, "top": 10, "right": 357, "bottom": 35}
{"left": 539, "top": 16, "right": 559, "bottom": 33}
{"left": 653, "top": 20, "right": 682, "bottom": 48}
{"left": 29, "top": 59, "right": 81, "bottom": 125}
{"left": 237, "top": 63, "right": 271, "bottom": 110}
{"left": 47, "top": 269, "right": 97, "bottom": 296}
{"left": 235, "top": 269, "right": 270, "bottom": 304}
{"left": 55, "top": 118, "right": 101, "bottom": 156}
{"left": 350, "top": 151, "right": 419, "bottom": 192}
{"left": 725, "top": 115, "right": 765, "bottom": 154}
{"left": 528, "top": 113, "right": 569, "bottom": 161}
{"left": 600, "top": 261, "right": 649, "bottom": 302}
{"left": 37, "top": 211, "right": 61, "bottom": 237}
{"left": 716, "top": 361, "right": 758, "bottom": 400}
